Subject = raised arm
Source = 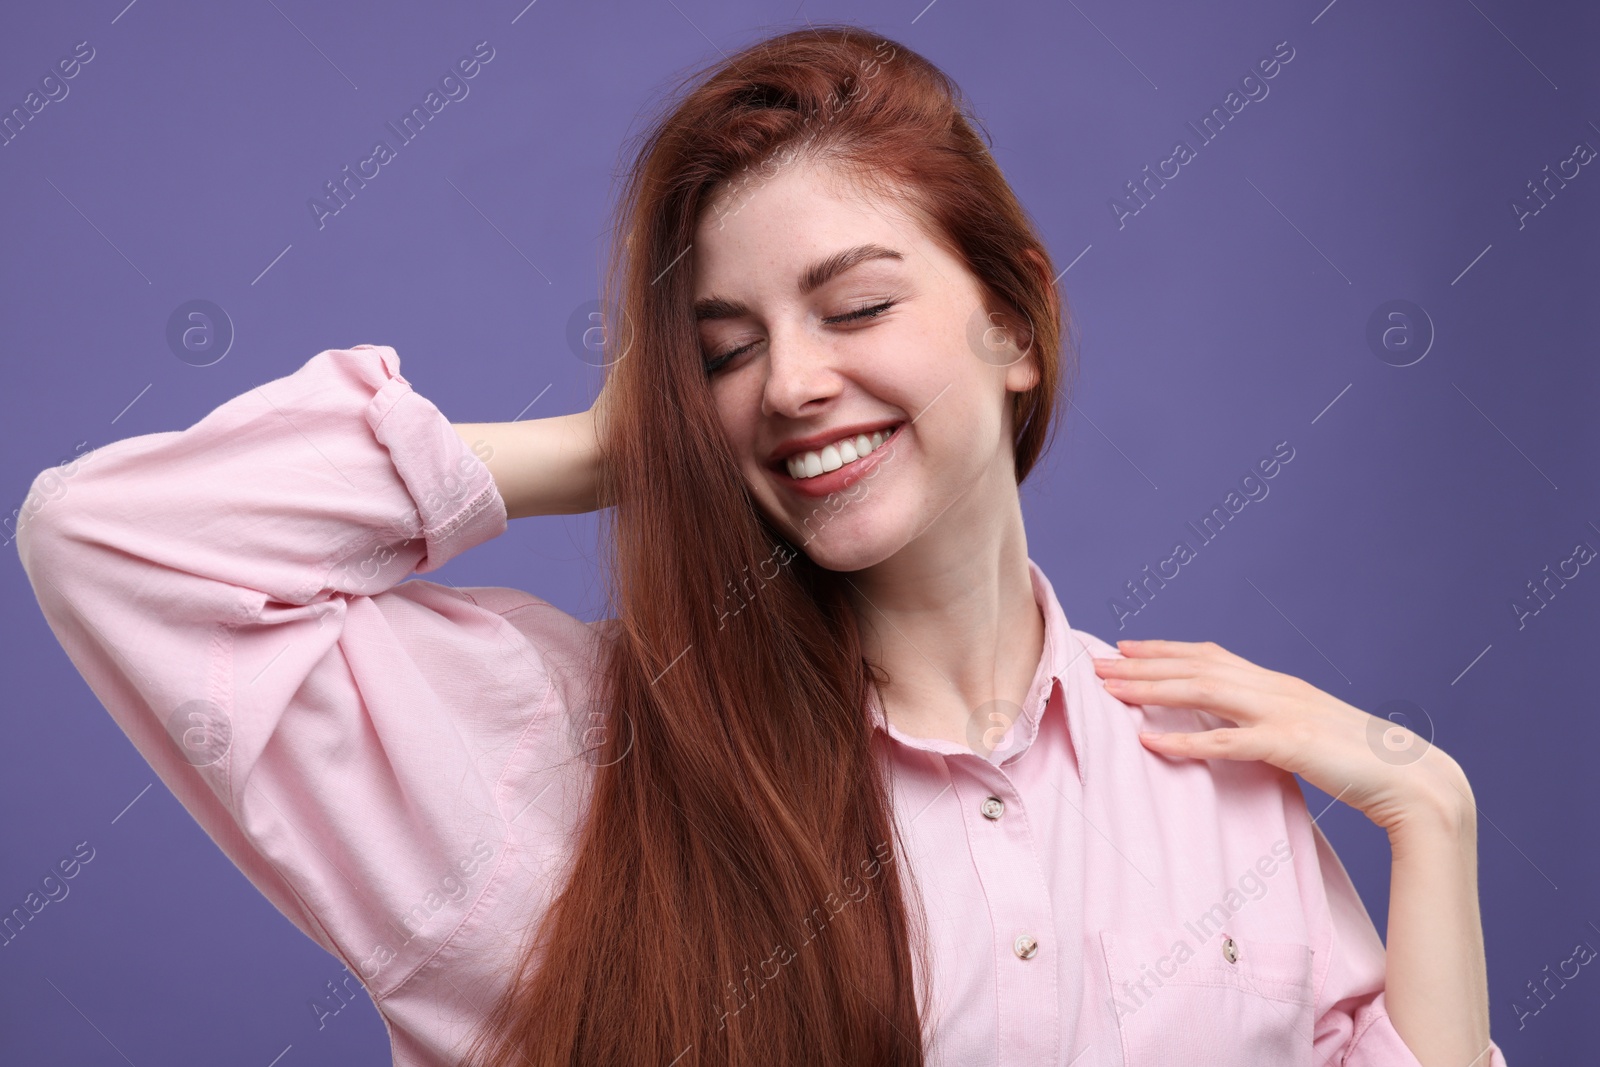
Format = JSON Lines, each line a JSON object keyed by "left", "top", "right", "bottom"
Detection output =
{"left": 13, "top": 344, "right": 562, "bottom": 997}
{"left": 450, "top": 367, "right": 612, "bottom": 520}
{"left": 1383, "top": 771, "right": 1495, "bottom": 1066}
{"left": 450, "top": 411, "right": 606, "bottom": 520}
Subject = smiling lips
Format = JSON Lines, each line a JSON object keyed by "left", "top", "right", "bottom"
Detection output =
{"left": 771, "top": 422, "right": 905, "bottom": 498}
{"left": 784, "top": 425, "right": 898, "bottom": 480}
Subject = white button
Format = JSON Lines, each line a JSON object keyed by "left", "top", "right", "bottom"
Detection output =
{"left": 1013, "top": 934, "right": 1039, "bottom": 960}
{"left": 1222, "top": 937, "right": 1239, "bottom": 964}
{"left": 980, "top": 796, "right": 1005, "bottom": 820}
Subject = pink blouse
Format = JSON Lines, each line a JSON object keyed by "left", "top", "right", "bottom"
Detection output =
{"left": 16, "top": 344, "right": 1508, "bottom": 1067}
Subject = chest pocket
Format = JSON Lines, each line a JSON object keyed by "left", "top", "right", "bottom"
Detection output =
{"left": 1099, "top": 925, "right": 1316, "bottom": 1066}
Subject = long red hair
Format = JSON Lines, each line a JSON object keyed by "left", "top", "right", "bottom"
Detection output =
{"left": 460, "top": 23, "right": 1073, "bottom": 1066}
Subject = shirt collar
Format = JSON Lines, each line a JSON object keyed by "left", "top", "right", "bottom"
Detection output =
{"left": 866, "top": 558, "right": 1089, "bottom": 784}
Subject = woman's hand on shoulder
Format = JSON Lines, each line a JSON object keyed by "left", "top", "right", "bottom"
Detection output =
{"left": 1091, "top": 638, "right": 1474, "bottom": 835}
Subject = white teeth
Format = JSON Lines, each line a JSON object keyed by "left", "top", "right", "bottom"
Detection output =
{"left": 784, "top": 425, "right": 898, "bottom": 480}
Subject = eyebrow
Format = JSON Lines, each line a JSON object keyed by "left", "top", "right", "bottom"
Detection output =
{"left": 693, "top": 243, "right": 906, "bottom": 322}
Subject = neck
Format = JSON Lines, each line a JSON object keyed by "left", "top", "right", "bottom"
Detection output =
{"left": 845, "top": 476, "right": 1045, "bottom": 750}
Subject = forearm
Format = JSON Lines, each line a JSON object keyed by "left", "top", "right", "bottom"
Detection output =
{"left": 451, "top": 413, "right": 605, "bottom": 520}
{"left": 1382, "top": 769, "right": 1494, "bottom": 1066}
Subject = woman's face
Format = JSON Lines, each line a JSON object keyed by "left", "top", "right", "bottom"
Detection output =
{"left": 691, "top": 157, "right": 1039, "bottom": 573}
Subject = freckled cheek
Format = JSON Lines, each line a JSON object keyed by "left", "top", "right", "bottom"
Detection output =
{"left": 707, "top": 394, "right": 751, "bottom": 451}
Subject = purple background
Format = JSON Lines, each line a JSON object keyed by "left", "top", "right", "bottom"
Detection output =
{"left": 4, "top": 0, "right": 1595, "bottom": 1062}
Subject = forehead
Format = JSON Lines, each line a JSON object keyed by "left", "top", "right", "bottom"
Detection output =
{"left": 692, "top": 159, "right": 931, "bottom": 295}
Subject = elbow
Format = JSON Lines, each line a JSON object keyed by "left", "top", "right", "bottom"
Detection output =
{"left": 13, "top": 455, "right": 114, "bottom": 593}
{"left": 14, "top": 464, "right": 77, "bottom": 574}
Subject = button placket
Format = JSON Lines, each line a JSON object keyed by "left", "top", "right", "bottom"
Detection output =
{"left": 947, "top": 760, "right": 1060, "bottom": 1059}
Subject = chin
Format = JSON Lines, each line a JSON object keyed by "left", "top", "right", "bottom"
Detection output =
{"left": 750, "top": 475, "right": 921, "bottom": 573}
{"left": 794, "top": 529, "right": 906, "bottom": 574}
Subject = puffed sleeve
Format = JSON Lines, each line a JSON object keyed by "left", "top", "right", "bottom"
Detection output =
{"left": 13, "top": 344, "right": 554, "bottom": 997}
{"left": 1296, "top": 815, "right": 1510, "bottom": 1066}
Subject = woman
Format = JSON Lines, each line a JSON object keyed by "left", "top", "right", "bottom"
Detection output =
{"left": 16, "top": 24, "right": 1502, "bottom": 1067}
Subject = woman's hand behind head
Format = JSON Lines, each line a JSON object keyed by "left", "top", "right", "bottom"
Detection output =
{"left": 588, "top": 369, "right": 617, "bottom": 510}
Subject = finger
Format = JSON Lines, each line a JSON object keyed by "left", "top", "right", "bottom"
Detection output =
{"left": 1138, "top": 726, "right": 1274, "bottom": 763}
{"left": 1118, "top": 638, "right": 1258, "bottom": 671}
{"left": 1094, "top": 655, "right": 1211, "bottom": 681}
{"left": 1100, "top": 672, "right": 1277, "bottom": 724}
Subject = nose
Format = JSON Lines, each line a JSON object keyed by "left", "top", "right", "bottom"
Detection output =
{"left": 760, "top": 320, "right": 844, "bottom": 420}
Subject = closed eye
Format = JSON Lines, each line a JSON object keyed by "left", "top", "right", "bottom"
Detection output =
{"left": 703, "top": 300, "right": 897, "bottom": 375}
{"left": 828, "top": 299, "right": 896, "bottom": 325}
